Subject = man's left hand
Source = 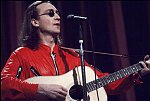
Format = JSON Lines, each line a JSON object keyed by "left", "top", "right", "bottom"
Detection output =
{"left": 139, "top": 55, "right": 150, "bottom": 76}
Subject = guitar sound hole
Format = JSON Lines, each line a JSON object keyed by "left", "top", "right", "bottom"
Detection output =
{"left": 69, "top": 85, "right": 90, "bottom": 100}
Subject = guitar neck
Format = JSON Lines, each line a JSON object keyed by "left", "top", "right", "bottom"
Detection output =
{"left": 87, "top": 63, "right": 142, "bottom": 92}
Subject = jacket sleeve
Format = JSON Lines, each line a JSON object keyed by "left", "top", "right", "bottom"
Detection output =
{"left": 84, "top": 61, "right": 142, "bottom": 95}
{"left": 1, "top": 51, "right": 38, "bottom": 101}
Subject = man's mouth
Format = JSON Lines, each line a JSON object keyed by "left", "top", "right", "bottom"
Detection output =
{"left": 53, "top": 23, "right": 60, "bottom": 26}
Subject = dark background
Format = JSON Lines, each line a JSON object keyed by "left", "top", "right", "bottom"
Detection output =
{"left": 1, "top": 1, "right": 150, "bottom": 101}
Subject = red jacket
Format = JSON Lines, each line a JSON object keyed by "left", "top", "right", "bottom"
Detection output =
{"left": 1, "top": 44, "right": 141, "bottom": 101}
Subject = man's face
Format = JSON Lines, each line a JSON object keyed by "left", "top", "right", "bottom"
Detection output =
{"left": 35, "top": 3, "right": 60, "bottom": 35}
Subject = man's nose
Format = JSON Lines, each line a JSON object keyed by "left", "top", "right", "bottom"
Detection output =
{"left": 55, "top": 13, "right": 60, "bottom": 21}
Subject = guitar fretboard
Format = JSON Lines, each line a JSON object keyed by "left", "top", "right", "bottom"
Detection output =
{"left": 86, "top": 63, "right": 142, "bottom": 92}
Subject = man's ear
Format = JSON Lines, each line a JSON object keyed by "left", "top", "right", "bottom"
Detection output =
{"left": 31, "top": 19, "right": 39, "bottom": 27}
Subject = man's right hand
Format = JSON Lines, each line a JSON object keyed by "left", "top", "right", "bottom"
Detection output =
{"left": 37, "top": 84, "right": 68, "bottom": 101}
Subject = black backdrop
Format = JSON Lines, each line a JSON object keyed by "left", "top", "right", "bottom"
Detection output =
{"left": 1, "top": 1, "right": 150, "bottom": 101}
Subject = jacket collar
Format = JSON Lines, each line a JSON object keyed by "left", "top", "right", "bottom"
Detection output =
{"left": 39, "top": 43, "right": 59, "bottom": 54}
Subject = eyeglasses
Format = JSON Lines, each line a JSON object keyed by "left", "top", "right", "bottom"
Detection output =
{"left": 38, "top": 9, "right": 60, "bottom": 17}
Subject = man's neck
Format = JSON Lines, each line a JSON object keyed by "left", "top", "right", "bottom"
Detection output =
{"left": 40, "top": 33, "right": 56, "bottom": 52}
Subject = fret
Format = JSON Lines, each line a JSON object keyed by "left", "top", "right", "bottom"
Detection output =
{"left": 137, "top": 64, "right": 141, "bottom": 71}
{"left": 128, "top": 66, "right": 134, "bottom": 74}
{"left": 86, "top": 83, "right": 92, "bottom": 92}
{"left": 107, "top": 74, "right": 112, "bottom": 82}
{"left": 100, "top": 77, "right": 107, "bottom": 85}
{"left": 135, "top": 65, "right": 139, "bottom": 71}
{"left": 137, "top": 64, "right": 142, "bottom": 70}
{"left": 92, "top": 82, "right": 97, "bottom": 91}
{"left": 97, "top": 79, "right": 104, "bottom": 87}
{"left": 96, "top": 80, "right": 104, "bottom": 88}
{"left": 87, "top": 82, "right": 94, "bottom": 92}
{"left": 137, "top": 64, "right": 141, "bottom": 70}
{"left": 113, "top": 72, "right": 117, "bottom": 80}
{"left": 117, "top": 70, "right": 123, "bottom": 78}
{"left": 125, "top": 68, "right": 130, "bottom": 75}
{"left": 87, "top": 80, "right": 102, "bottom": 92}
{"left": 135, "top": 63, "right": 142, "bottom": 71}
{"left": 134, "top": 64, "right": 139, "bottom": 70}
{"left": 114, "top": 71, "right": 121, "bottom": 80}
{"left": 94, "top": 81, "right": 99, "bottom": 89}
{"left": 109, "top": 74, "right": 115, "bottom": 82}
{"left": 133, "top": 65, "right": 138, "bottom": 72}
{"left": 110, "top": 73, "right": 116, "bottom": 81}
{"left": 104, "top": 76, "right": 112, "bottom": 84}
{"left": 120, "top": 69, "right": 126, "bottom": 77}
{"left": 131, "top": 65, "right": 137, "bottom": 72}
{"left": 103, "top": 76, "right": 108, "bottom": 85}
{"left": 102, "top": 76, "right": 109, "bottom": 84}
{"left": 122, "top": 68, "right": 128, "bottom": 76}
{"left": 90, "top": 82, "right": 95, "bottom": 91}
{"left": 87, "top": 81, "right": 95, "bottom": 92}
{"left": 112, "top": 74, "right": 116, "bottom": 81}
{"left": 86, "top": 63, "right": 142, "bottom": 93}
{"left": 126, "top": 66, "right": 132, "bottom": 74}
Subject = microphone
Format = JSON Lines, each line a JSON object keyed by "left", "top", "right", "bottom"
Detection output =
{"left": 67, "top": 14, "right": 87, "bottom": 21}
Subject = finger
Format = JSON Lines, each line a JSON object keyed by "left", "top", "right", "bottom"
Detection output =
{"left": 61, "top": 86, "right": 68, "bottom": 92}
{"left": 56, "top": 86, "right": 68, "bottom": 97}
{"left": 145, "top": 60, "right": 150, "bottom": 68}
{"left": 59, "top": 89, "right": 68, "bottom": 96}
{"left": 56, "top": 91, "right": 66, "bottom": 100}
{"left": 144, "top": 55, "right": 150, "bottom": 62}
{"left": 139, "top": 61, "right": 147, "bottom": 69}
{"left": 48, "top": 92, "right": 66, "bottom": 101}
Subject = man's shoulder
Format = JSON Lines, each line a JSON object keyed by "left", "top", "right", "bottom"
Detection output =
{"left": 14, "top": 46, "right": 33, "bottom": 54}
{"left": 60, "top": 46, "right": 79, "bottom": 57}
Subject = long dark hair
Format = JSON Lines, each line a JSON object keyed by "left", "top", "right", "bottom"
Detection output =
{"left": 18, "top": 1, "right": 62, "bottom": 49}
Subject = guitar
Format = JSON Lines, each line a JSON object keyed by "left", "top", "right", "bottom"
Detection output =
{"left": 25, "top": 63, "right": 142, "bottom": 101}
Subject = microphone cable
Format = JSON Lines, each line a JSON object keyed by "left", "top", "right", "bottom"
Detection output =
{"left": 87, "top": 19, "right": 100, "bottom": 101}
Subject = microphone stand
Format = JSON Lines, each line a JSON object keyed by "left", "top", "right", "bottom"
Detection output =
{"left": 78, "top": 24, "right": 88, "bottom": 101}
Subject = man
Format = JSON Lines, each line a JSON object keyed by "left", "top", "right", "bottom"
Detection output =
{"left": 1, "top": 1, "right": 150, "bottom": 101}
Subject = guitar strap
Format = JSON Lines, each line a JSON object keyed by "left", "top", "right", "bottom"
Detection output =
{"left": 58, "top": 47, "right": 70, "bottom": 73}
{"left": 73, "top": 67, "right": 79, "bottom": 85}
